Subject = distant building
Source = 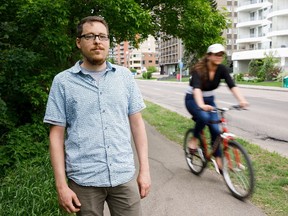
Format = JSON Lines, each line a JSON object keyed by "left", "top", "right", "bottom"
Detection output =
{"left": 158, "top": 36, "right": 185, "bottom": 76}
{"left": 232, "top": 0, "right": 288, "bottom": 73}
{"left": 158, "top": 0, "right": 238, "bottom": 76}
{"left": 217, "top": 0, "right": 238, "bottom": 63}
{"left": 112, "top": 35, "right": 159, "bottom": 73}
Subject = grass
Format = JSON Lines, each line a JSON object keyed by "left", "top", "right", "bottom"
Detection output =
{"left": 155, "top": 75, "right": 285, "bottom": 88}
{"left": 142, "top": 100, "right": 288, "bottom": 216}
{"left": 235, "top": 80, "right": 283, "bottom": 87}
{"left": 0, "top": 98, "right": 287, "bottom": 215}
{"left": 0, "top": 155, "right": 71, "bottom": 216}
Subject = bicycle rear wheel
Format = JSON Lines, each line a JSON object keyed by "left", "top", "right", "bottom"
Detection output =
{"left": 184, "top": 129, "right": 207, "bottom": 175}
{"left": 222, "top": 140, "right": 255, "bottom": 199}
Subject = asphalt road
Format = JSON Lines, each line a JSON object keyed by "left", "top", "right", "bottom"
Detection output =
{"left": 136, "top": 78, "right": 288, "bottom": 158}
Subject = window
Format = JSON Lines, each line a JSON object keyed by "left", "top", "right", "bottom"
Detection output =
{"left": 250, "top": 28, "right": 255, "bottom": 37}
{"left": 250, "top": 12, "right": 255, "bottom": 21}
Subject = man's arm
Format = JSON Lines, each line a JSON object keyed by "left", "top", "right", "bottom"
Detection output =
{"left": 129, "top": 112, "right": 151, "bottom": 199}
{"left": 49, "top": 125, "right": 81, "bottom": 213}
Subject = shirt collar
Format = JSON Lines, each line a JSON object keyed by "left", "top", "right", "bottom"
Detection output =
{"left": 71, "top": 60, "right": 116, "bottom": 73}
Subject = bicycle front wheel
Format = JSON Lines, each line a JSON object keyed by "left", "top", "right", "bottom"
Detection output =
{"left": 184, "top": 129, "right": 207, "bottom": 175}
{"left": 222, "top": 140, "right": 255, "bottom": 200}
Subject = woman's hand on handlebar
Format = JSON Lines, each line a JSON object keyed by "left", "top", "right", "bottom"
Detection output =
{"left": 200, "top": 104, "right": 214, "bottom": 112}
{"left": 239, "top": 100, "right": 249, "bottom": 109}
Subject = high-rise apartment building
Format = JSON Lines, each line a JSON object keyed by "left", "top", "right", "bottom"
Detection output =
{"left": 158, "top": 36, "right": 184, "bottom": 76}
{"left": 232, "top": 0, "right": 288, "bottom": 73}
{"left": 218, "top": 0, "right": 238, "bottom": 63}
{"left": 158, "top": 0, "right": 238, "bottom": 76}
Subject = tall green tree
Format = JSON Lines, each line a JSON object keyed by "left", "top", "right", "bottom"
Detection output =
{"left": 134, "top": 0, "right": 227, "bottom": 57}
{"left": 0, "top": 0, "right": 227, "bottom": 171}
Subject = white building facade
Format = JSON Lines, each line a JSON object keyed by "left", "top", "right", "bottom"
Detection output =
{"left": 129, "top": 35, "right": 159, "bottom": 73}
{"left": 232, "top": 0, "right": 288, "bottom": 73}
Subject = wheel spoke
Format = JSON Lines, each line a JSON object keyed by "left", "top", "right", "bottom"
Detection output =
{"left": 184, "top": 129, "right": 207, "bottom": 175}
{"left": 222, "top": 140, "right": 255, "bottom": 199}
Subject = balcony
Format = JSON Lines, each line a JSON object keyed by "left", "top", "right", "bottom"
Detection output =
{"left": 267, "top": 9, "right": 288, "bottom": 20}
{"left": 232, "top": 47, "right": 288, "bottom": 61}
{"left": 266, "top": 29, "right": 288, "bottom": 38}
{"left": 236, "top": 37, "right": 265, "bottom": 44}
{"left": 237, "top": 0, "right": 272, "bottom": 12}
{"left": 237, "top": 19, "right": 270, "bottom": 28}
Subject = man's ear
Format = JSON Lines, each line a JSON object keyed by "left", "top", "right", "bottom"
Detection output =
{"left": 76, "top": 38, "right": 81, "bottom": 49}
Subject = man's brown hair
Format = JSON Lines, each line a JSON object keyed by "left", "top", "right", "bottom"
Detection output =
{"left": 76, "top": 16, "right": 109, "bottom": 37}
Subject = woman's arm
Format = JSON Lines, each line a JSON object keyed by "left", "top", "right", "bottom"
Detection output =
{"left": 230, "top": 87, "right": 249, "bottom": 108}
{"left": 193, "top": 88, "right": 214, "bottom": 111}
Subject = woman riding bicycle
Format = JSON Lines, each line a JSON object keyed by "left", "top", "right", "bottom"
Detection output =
{"left": 185, "top": 43, "right": 248, "bottom": 173}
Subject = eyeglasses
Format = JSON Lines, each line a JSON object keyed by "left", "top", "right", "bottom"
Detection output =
{"left": 79, "top": 33, "right": 109, "bottom": 41}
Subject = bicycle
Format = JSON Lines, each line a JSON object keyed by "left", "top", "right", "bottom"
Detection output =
{"left": 183, "top": 105, "right": 255, "bottom": 200}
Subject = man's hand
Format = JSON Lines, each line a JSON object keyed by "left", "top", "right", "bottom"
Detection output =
{"left": 137, "top": 171, "right": 151, "bottom": 199}
{"left": 57, "top": 186, "right": 81, "bottom": 213}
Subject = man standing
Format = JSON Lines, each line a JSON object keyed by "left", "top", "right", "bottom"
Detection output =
{"left": 44, "top": 16, "right": 151, "bottom": 215}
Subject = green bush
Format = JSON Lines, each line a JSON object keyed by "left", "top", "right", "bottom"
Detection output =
{"left": 248, "top": 53, "right": 281, "bottom": 81}
{"left": 275, "top": 71, "right": 288, "bottom": 82}
{"left": 147, "top": 66, "right": 157, "bottom": 73}
{"left": 234, "top": 73, "right": 243, "bottom": 82}
{"left": 261, "top": 54, "right": 281, "bottom": 81}
{"left": 0, "top": 123, "right": 49, "bottom": 176}
{"left": 142, "top": 71, "right": 153, "bottom": 79}
{"left": 248, "top": 59, "right": 263, "bottom": 77}
{"left": 0, "top": 155, "right": 70, "bottom": 216}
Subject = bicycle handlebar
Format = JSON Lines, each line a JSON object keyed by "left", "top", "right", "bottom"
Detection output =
{"left": 214, "top": 105, "right": 247, "bottom": 113}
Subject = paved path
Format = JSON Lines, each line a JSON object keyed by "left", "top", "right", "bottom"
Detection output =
{"left": 102, "top": 75, "right": 274, "bottom": 215}
{"left": 104, "top": 123, "right": 266, "bottom": 216}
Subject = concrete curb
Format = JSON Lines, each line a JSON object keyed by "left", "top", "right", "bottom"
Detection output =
{"left": 137, "top": 75, "right": 288, "bottom": 92}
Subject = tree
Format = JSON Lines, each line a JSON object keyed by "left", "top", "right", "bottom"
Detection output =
{"left": 0, "top": 0, "right": 228, "bottom": 171}
{"left": 134, "top": 0, "right": 227, "bottom": 58}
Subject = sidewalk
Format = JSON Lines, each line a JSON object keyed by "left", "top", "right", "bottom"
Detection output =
{"left": 105, "top": 122, "right": 266, "bottom": 216}
{"left": 149, "top": 72, "right": 288, "bottom": 92}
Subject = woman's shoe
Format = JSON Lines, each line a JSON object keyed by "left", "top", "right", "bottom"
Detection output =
{"left": 188, "top": 147, "right": 197, "bottom": 155}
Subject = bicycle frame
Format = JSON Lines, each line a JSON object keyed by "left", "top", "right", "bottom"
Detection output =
{"left": 218, "top": 109, "right": 243, "bottom": 171}
{"left": 184, "top": 105, "right": 255, "bottom": 199}
{"left": 199, "top": 108, "right": 242, "bottom": 170}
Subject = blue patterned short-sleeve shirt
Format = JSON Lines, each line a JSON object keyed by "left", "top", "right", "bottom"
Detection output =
{"left": 44, "top": 61, "right": 146, "bottom": 187}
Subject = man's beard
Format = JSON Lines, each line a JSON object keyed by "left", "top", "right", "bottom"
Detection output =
{"left": 86, "top": 56, "right": 106, "bottom": 66}
{"left": 82, "top": 49, "right": 106, "bottom": 66}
